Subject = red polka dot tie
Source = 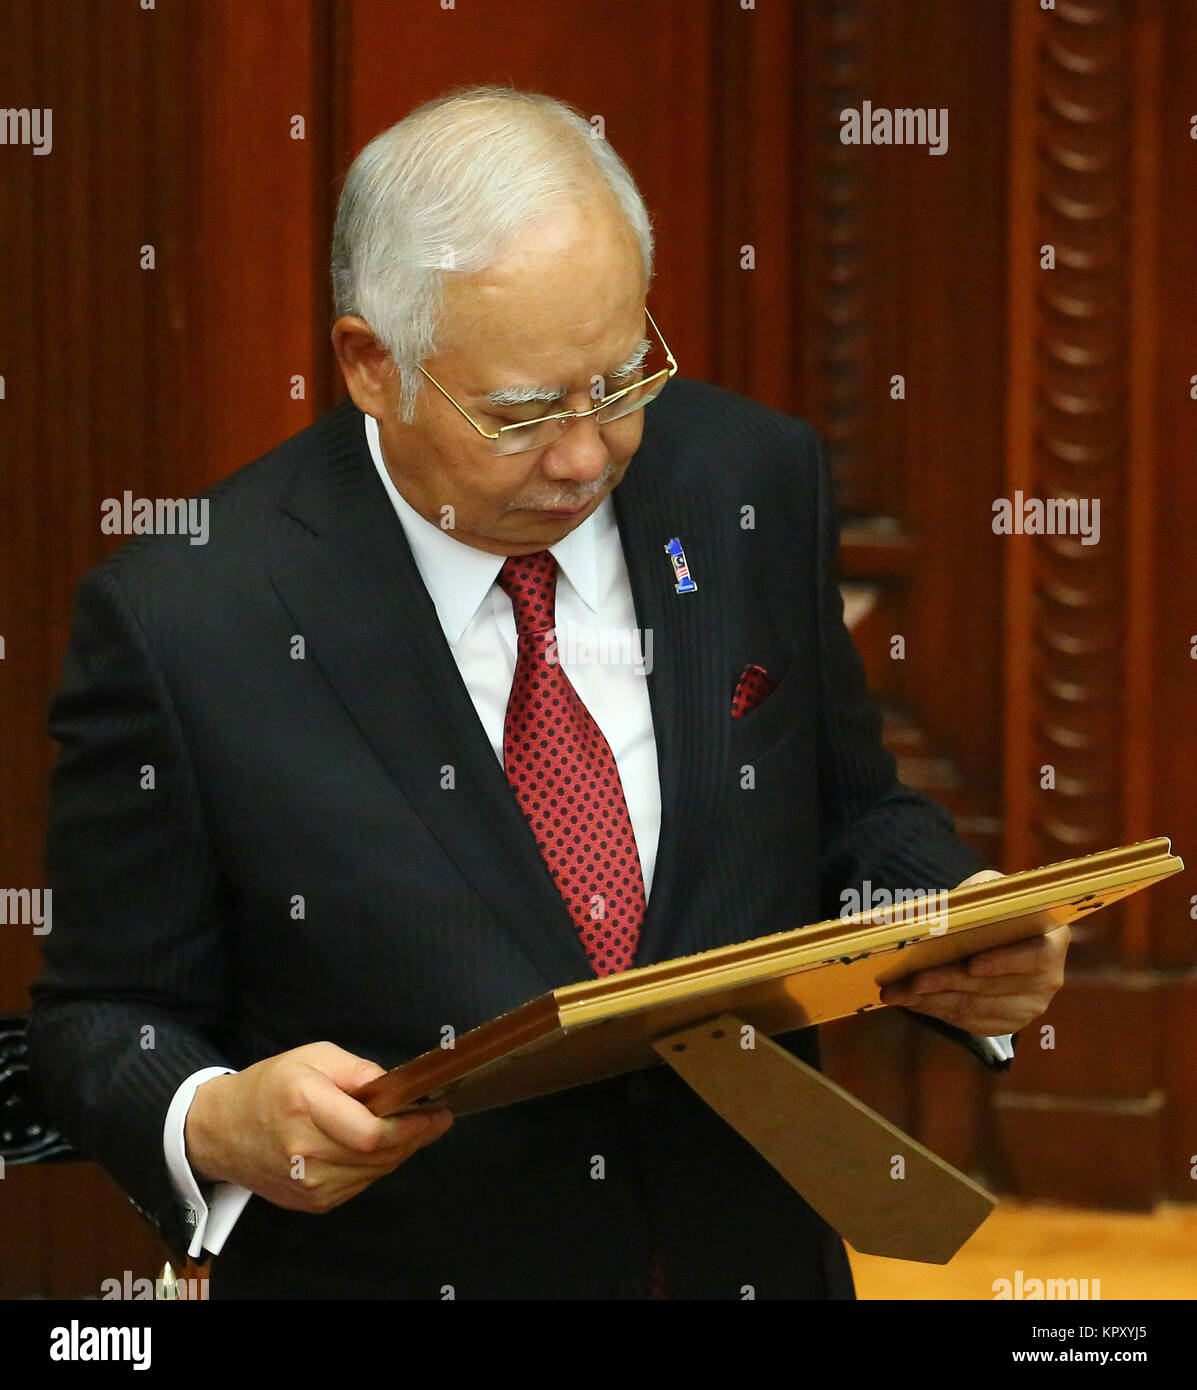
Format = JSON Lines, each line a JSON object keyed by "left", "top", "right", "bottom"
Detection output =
{"left": 497, "top": 550, "right": 647, "bottom": 977}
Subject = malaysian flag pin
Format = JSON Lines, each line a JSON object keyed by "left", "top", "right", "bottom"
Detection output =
{"left": 664, "top": 537, "right": 698, "bottom": 594}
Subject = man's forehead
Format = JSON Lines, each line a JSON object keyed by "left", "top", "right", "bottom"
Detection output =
{"left": 442, "top": 308, "right": 650, "bottom": 401}
{"left": 435, "top": 213, "right": 648, "bottom": 390}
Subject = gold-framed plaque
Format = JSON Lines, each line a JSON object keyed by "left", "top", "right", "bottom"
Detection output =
{"left": 353, "top": 837, "right": 1183, "bottom": 1120}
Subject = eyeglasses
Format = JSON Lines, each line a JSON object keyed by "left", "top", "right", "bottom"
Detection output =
{"left": 417, "top": 308, "right": 677, "bottom": 457}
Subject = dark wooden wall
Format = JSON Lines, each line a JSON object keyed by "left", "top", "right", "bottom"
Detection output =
{"left": 0, "top": 0, "right": 1192, "bottom": 1297}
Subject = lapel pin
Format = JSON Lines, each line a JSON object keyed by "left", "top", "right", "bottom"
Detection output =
{"left": 664, "top": 537, "right": 698, "bottom": 594}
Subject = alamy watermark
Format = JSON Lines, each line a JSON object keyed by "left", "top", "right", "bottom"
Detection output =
{"left": 0, "top": 886, "right": 51, "bottom": 934}
{"left": 101, "top": 1268, "right": 208, "bottom": 1300}
{"left": 992, "top": 492, "right": 1100, "bottom": 546}
{"left": 545, "top": 621, "right": 653, "bottom": 675}
{"left": 839, "top": 102, "right": 948, "bottom": 156}
{"left": 50, "top": 1322, "right": 150, "bottom": 1370}
{"left": 0, "top": 107, "right": 52, "bottom": 155}
{"left": 101, "top": 492, "right": 209, "bottom": 545}
{"left": 993, "top": 1269, "right": 1101, "bottom": 1300}
{"left": 839, "top": 882, "right": 949, "bottom": 933}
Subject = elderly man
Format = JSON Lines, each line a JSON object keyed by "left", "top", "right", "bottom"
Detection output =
{"left": 29, "top": 86, "right": 1067, "bottom": 1300}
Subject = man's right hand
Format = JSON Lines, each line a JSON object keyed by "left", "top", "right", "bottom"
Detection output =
{"left": 183, "top": 1041, "right": 452, "bottom": 1214}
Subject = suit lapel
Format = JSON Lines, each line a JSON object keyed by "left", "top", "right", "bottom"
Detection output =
{"left": 271, "top": 400, "right": 590, "bottom": 987}
{"left": 612, "top": 443, "right": 732, "bottom": 967}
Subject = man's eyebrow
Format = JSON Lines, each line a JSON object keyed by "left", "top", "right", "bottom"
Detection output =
{"left": 484, "top": 337, "right": 653, "bottom": 408}
{"left": 607, "top": 337, "right": 653, "bottom": 380}
{"left": 486, "top": 381, "right": 567, "bottom": 407}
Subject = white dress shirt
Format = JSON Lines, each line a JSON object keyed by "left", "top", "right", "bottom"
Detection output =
{"left": 163, "top": 412, "right": 1010, "bottom": 1257}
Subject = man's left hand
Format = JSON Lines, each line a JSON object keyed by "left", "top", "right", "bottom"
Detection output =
{"left": 878, "top": 869, "right": 1070, "bottom": 1036}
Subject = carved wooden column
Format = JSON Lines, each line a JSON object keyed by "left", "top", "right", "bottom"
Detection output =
{"left": 996, "top": 0, "right": 1175, "bottom": 1206}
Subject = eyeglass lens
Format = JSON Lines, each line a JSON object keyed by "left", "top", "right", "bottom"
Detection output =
{"left": 490, "top": 374, "right": 669, "bottom": 457}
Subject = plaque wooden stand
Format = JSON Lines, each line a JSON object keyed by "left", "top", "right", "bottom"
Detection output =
{"left": 654, "top": 1012, "right": 996, "bottom": 1263}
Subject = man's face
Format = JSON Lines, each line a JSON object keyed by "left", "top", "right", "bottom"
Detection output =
{"left": 375, "top": 194, "right": 651, "bottom": 555}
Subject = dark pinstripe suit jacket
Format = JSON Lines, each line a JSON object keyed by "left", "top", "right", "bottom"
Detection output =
{"left": 28, "top": 377, "right": 997, "bottom": 1299}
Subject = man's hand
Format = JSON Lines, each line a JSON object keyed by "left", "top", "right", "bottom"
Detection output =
{"left": 184, "top": 1041, "right": 452, "bottom": 1214}
{"left": 878, "top": 868, "right": 1070, "bottom": 1036}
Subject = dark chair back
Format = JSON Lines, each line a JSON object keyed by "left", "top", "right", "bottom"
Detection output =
{"left": 0, "top": 1015, "right": 78, "bottom": 1166}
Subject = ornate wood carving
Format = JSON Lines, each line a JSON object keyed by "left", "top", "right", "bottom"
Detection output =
{"left": 796, "top": 0, "right": 877, "bottom": 516}
{"left": 1008, "top": 0, "right": 1140, "bottom": 963}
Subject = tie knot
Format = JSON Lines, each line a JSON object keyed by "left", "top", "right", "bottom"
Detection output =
{"left": 498, "top": 550, "right": 558, "bottom": 634}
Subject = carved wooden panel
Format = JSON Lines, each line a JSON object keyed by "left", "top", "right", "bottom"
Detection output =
{"left": 794, "top": 0, "right": 879, "bottom": 515}
{"left": 995, "top": 0, "right": 1196, "bottom": 1210}
{"left": 1006, "top": 0, "right": 1138, "bottom": 969}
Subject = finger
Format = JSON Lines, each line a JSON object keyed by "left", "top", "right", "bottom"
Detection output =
{"left": 335, "top": 1108, "right": 454, "bottom": 1164}
{"left": 298, "top": 1041, "right": 387, "bottom": 1090}
{"left": 956, "top": 869, "right": 1006, "bottom": 888}
{"left": 306, "top": 1118, "right": 449, "bottom": 1169}
{"left": 285, "top": 1109, "right": 453, "bottom": 1176}
{"left": 891, "top": 989, "right": 1051, "bottom": 1032}
{"left": 307, "top": 1075, "right": 448, "bottom": 1154}
{"left": 968, "top": 925, "right": 1070, "bottom": 978}
{"left": 882, "top": 967, "right": 1056, "bottom": 999}
{"left": 273, "top": 1157, "right": 391, "bottom": 1212}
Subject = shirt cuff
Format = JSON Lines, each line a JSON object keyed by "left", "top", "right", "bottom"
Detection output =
{"left": 164, "top": 1065, "right": 253, "bottom": 1258}
{"left": 977, "top": 1033, "right": 1015, "bottom": 1063}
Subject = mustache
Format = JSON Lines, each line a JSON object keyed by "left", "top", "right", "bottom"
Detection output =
{"left": 508, "top": 462, "right": 619, "bottom": 512}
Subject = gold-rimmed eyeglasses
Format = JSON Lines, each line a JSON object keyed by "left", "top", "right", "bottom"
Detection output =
{"left": 417, "top": 308, "right": 677, "bottom": 458}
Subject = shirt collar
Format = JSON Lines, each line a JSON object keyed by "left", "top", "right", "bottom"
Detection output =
{"left": 364, "top": 412, "right": 605, "bottom": 646}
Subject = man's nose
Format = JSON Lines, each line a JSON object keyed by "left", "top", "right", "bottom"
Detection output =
{"left": 538, "top": 412, "right": 609, "bottom": 483}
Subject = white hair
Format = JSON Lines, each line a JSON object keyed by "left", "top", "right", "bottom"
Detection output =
{"left": 330, "top": 85, "right": 655, "bottom": 422}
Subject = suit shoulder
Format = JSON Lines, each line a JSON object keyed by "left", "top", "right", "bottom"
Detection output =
{"left": 645, "top": 376, "right": 822, "bottom": 490}
{"left": 89, "top": 399, "right": 360, "bottom": 592}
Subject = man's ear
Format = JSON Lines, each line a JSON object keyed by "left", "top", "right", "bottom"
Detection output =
{"left": 331, "top": 316, "right": 401, "bottom": 418}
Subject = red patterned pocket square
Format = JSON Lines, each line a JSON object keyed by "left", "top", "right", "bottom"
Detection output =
{"left": 731, "top": 663, "right": 777, "bottom": 720}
